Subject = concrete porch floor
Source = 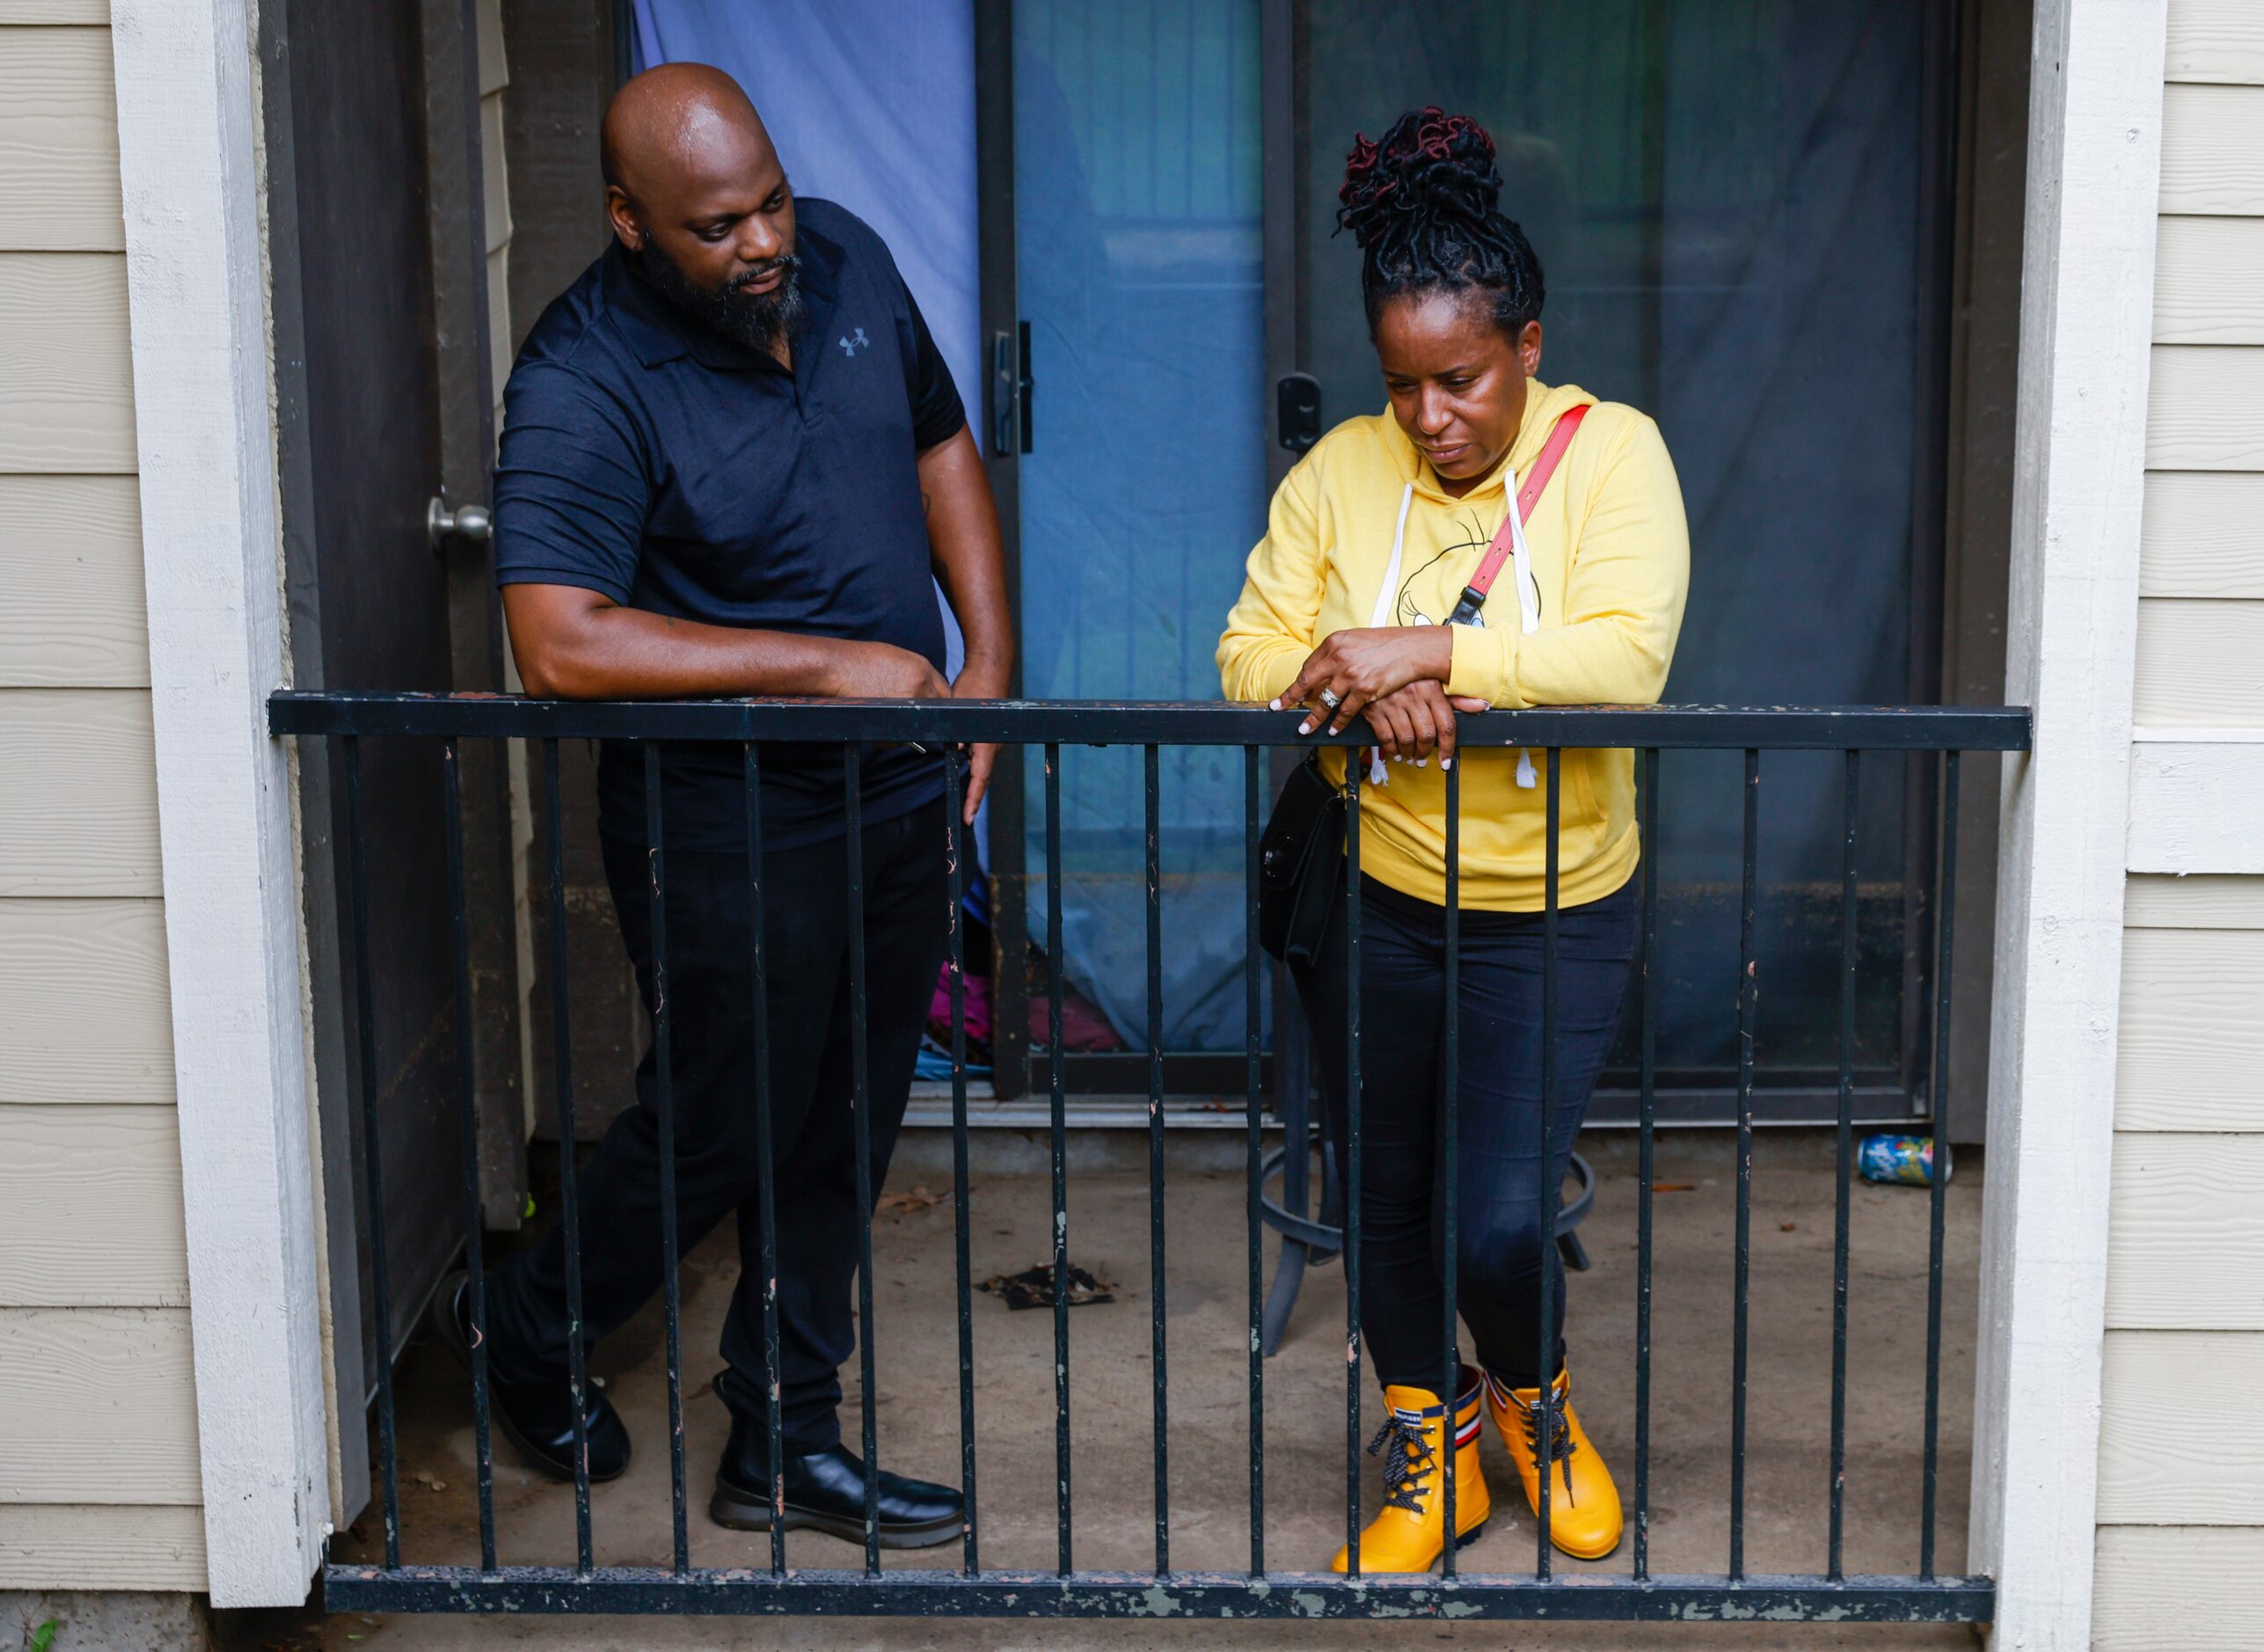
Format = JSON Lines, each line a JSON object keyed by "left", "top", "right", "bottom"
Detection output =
{"left": 218, "top": 1129, "right": 1983, "bottom": 1650}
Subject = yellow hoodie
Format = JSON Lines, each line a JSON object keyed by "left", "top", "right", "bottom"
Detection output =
{"left": 1217, "top": 381, "right": 1689, "bottom": 911}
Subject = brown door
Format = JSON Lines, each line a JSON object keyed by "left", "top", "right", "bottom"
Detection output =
{"left": 262, "top": 0, "right": 527, "bottom": 1521}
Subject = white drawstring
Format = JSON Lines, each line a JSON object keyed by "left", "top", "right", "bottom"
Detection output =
{"left": 1362, "top": 483, "right": 1416, "bottom": 786}
{"left": 1364, "top": 474, "right": 1540, "bottom": 788}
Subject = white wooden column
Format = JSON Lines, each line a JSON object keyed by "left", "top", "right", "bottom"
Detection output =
{"left": 1971, "top": 0, "right": 2167, "bottom": 1645}
{"left": 110, "top": 0, "right": 330, "bottom": 1607}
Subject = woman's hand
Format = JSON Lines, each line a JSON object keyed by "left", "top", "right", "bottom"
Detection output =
{"left": 1275, "top": 626, "right": 1456, "bottom": 735}
{"left": 1362, "top": 681, "right": 1493, "bottom": 766}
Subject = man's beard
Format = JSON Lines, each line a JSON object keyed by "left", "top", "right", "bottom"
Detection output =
{"left": 636, "top": 239, "right": 805, "bottom": 355}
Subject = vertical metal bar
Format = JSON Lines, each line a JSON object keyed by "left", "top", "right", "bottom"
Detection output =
{"left": 442, "top": 738, "right": 498, "bottom": 1572}
{"left": 1243, "top": 745, "right": 1265, "bottom": 1578}
{"left": 1730, "top": 747, "right": 1760, "bottom": 1581}
{"left": 944, "top": 750, "right": 981, "bottom": 1575}
{"left": 844, "top": 752, "right": 881, "bottom": 1575}
{"left": 1343, "top": 762, "right": 1363, "bottom": 1576}
{"left": 1441, "top": 759, "right": 1462, "bottom": 1580}
{"left": 643, "top": 742, "right": 690, "bottom": 1575}
{"left": 1921, "top": 749, "right": 1961, "bottom": 1580}
{"left": 1634, "top": 747, "right": 1659, "bottom": 1582}
{"left": 542, "top": 741, "right": 594, "bottom": 1575}
{"left": 1144, "top": 744, "right": 1169, "bottom": 1575}
{"left": 743, "top": 745, "right": 786, "bottom": 1576}
{"left": 1830, "top": 750, "right": 1861, "bottom": 1582}
{"left": 1536, "top": 748, "right": 1560, "bottom": 1580}
{"left": 1046, "top": 743, "right": 1072, "bottom": 1575}
{"left": 340, "top": 737, "right": 401, "bottom": 1570}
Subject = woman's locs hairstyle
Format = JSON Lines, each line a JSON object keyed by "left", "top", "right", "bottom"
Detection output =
{"left": 1337, "top": 106, "right": 1545, "bottom": 344}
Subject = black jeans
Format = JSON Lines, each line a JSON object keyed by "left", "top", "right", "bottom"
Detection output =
{"left": 1291, "top": 872, "right": 1639, "bottom": 1393}
{"left": 484, "top": 798, "right": 950, "bottom": 1452}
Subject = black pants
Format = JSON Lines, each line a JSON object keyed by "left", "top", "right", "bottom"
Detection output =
{"left": 485, "top": 799, "right": 950, "bottom": 1451}
{"left": 1291, "top": 872, "right": 1639, "bottom": 1393}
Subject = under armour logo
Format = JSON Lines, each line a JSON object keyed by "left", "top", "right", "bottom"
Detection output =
{"left": 838, "top": 326, "right": 870, "bottom": 357}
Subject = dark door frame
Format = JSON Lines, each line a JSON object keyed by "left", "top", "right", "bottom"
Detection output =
{"left": 262, "top": 0, "right": 530, "bottom": 1529}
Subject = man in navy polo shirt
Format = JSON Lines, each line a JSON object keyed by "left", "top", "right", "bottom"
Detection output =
{"left": 442, "top": 62, "right": 1009, "bottom": 1550}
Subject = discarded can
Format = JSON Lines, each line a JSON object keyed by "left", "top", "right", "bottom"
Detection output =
{"left": 1859, "top": 1133, "right": 1945, "bottom": 1186}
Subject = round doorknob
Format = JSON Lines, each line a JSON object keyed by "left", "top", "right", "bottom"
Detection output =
{"left": 427, "top": 496, "right": 493, "bottom": 551}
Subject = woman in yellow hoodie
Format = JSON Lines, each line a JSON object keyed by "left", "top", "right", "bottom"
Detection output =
{"left": 1218, "top": 107, "right": 1688, "bottom": 1573}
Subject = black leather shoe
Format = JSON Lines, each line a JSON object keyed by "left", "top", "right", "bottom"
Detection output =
{"left": 429, "top": 1269, "right": 631, "bottom": 1484}
{"left": 711, "top": 1418, "right": 962, "bottom": 1549}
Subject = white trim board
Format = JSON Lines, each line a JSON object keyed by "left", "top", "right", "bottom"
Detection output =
{"left": 1970, "top": 1, "right": 2166, "bottom": 1648}
{"left": 110, "top": 0, "right": 329, "bottom": 1608}
{"left": 2127, "top": 736, "right": 2264, "bottom": 874}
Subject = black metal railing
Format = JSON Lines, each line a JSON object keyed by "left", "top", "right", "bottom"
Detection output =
{"left": 270, "top": 692, "right": 2025, "bottom": 1622}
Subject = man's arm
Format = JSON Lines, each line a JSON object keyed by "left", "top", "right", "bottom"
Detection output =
{"left": 919, "top": 425, "right": 1014, "bottom": 820}
{"left": 503, "top": 583, "right": 950, "bottom": 701}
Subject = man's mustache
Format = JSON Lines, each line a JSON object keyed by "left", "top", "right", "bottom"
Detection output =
{"left": 728, "top": 258, "right": 795, "bottom": 293}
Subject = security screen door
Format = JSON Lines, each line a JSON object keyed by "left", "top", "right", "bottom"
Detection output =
{"left": 988, "top": 0, "right": 1956, "bottom": 1118}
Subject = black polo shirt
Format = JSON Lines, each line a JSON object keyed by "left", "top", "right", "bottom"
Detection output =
{"left": 493, "top": 199, "right": 966, "bottom": 852}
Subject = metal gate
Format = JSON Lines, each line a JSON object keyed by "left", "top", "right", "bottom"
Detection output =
{"left": 268, "top": 693, "right": 2020, "bottom": 1622}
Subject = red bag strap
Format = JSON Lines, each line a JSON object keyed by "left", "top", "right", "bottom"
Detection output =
{"left": 1447, "top": 402, "right": 1589, "bottom": 625}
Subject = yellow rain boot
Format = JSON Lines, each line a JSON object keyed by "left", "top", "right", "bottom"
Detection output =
{"left": 1484, "top": 1367, "right": 1623, "bottom": 1561}
{"left": 1329, "top": 1369, "right": 1490, "bottom": 1574}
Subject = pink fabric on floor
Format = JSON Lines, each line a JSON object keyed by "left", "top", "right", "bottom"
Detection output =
{"left": 925, "top": 963, "right": 1123, "bottom": 1052}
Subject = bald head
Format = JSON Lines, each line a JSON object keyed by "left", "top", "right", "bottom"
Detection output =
{"left": 602, "top": 62, "right": 774, "bottom": 200}
{"left": 600, "top": 63, "right": 801, "bottom": 357}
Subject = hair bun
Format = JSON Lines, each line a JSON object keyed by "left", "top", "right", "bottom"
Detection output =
{"left": 1337, "top": 106, "right": 1503, "bottom": 249}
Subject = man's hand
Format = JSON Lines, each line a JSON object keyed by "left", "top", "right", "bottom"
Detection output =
{"left": 920, "top": 427, "right": 1014, "bottom": 829}
{"left": 1275, "top": 626, "right": 1456, "bottom": 736}
{"left": 949, "top": 658, "right": 1010, "bottom": 825}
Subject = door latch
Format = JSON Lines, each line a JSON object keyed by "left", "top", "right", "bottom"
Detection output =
{"left": 1276, "top": 373, "right": 1322, "bottom": 452}
{"left": 992, "top": 322, "right": 1033, "bottom": 456}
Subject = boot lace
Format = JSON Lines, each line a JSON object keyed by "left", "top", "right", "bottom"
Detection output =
{"left": 1368, "top": 1413, "right": 1438, "bottom": 1516}
{"left": 1522, "top": 1393, "right": 1580, "bottom": 1506}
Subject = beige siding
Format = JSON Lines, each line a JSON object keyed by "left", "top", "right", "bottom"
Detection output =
{"left": 2102, "top": 17, "right": 2264, "bottom": 1636}
{"left": 2099, "top": 1333, "right": 2264, "bottom": 1521}
{"left": 2152, "top": 216, "right": 2264, "bottom": 342}
{"left": 2106, "top": 1134, "right": 2264, "bottom": 1327}
{"left": 0, "top": 902, "right": 172, "bottom": 1107}
{"left": 2146, "top": 345, "right": 2264, "bottom": 470}
{"left": 2158, "top": 83, "right": 2264, "bottom": 214}
{"left": 0, "top": 689, "right": 160, "bottom": 895}
{"left": 2141, "top": 471, "right": 2264, "bottom": 596}
{"left": 0, "top": 252, "right": 135, "bottom": 471}
{"left": 0, "top": 1105, "right": 186, "bottom": 1305}
{"left": 2096, "top": 1527, "right": 2264, "bottom": 1651}
{"left": 0, "top": 4, "right": 110, "bottom": 21}
{"left": 0, "top": 1505, "right": 208, "bottom": 1591}
{"left": 2132, "top": 597, "right": 2264, "bottom": 723}
{"left": 0, "top": 475, "right": 147, "bottom": 684}
{"left": 0, "top": 4, "right": 198, "bottom": 1584}
{"left": 0, "top": 26, "right": 121, "bottom": 250}
{"left": 2165, "top": 0, "right": 2264, "bottom": 86}
{"left": 2126, "top": 873, "right": 2264, "bottom": 928}
{"left": 2114, "top": 921, "right": 2264, "bottom": 1130}
{"left": 0, "top": 1307, "right": 199, "bottom": 1502}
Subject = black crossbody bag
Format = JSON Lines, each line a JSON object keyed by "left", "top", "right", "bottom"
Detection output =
{"left": 1253, "top": 405, "right": 1589, "bottom": 965}
{"left": 1256, "top": 755, "right": 1345, "bottom": 965}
